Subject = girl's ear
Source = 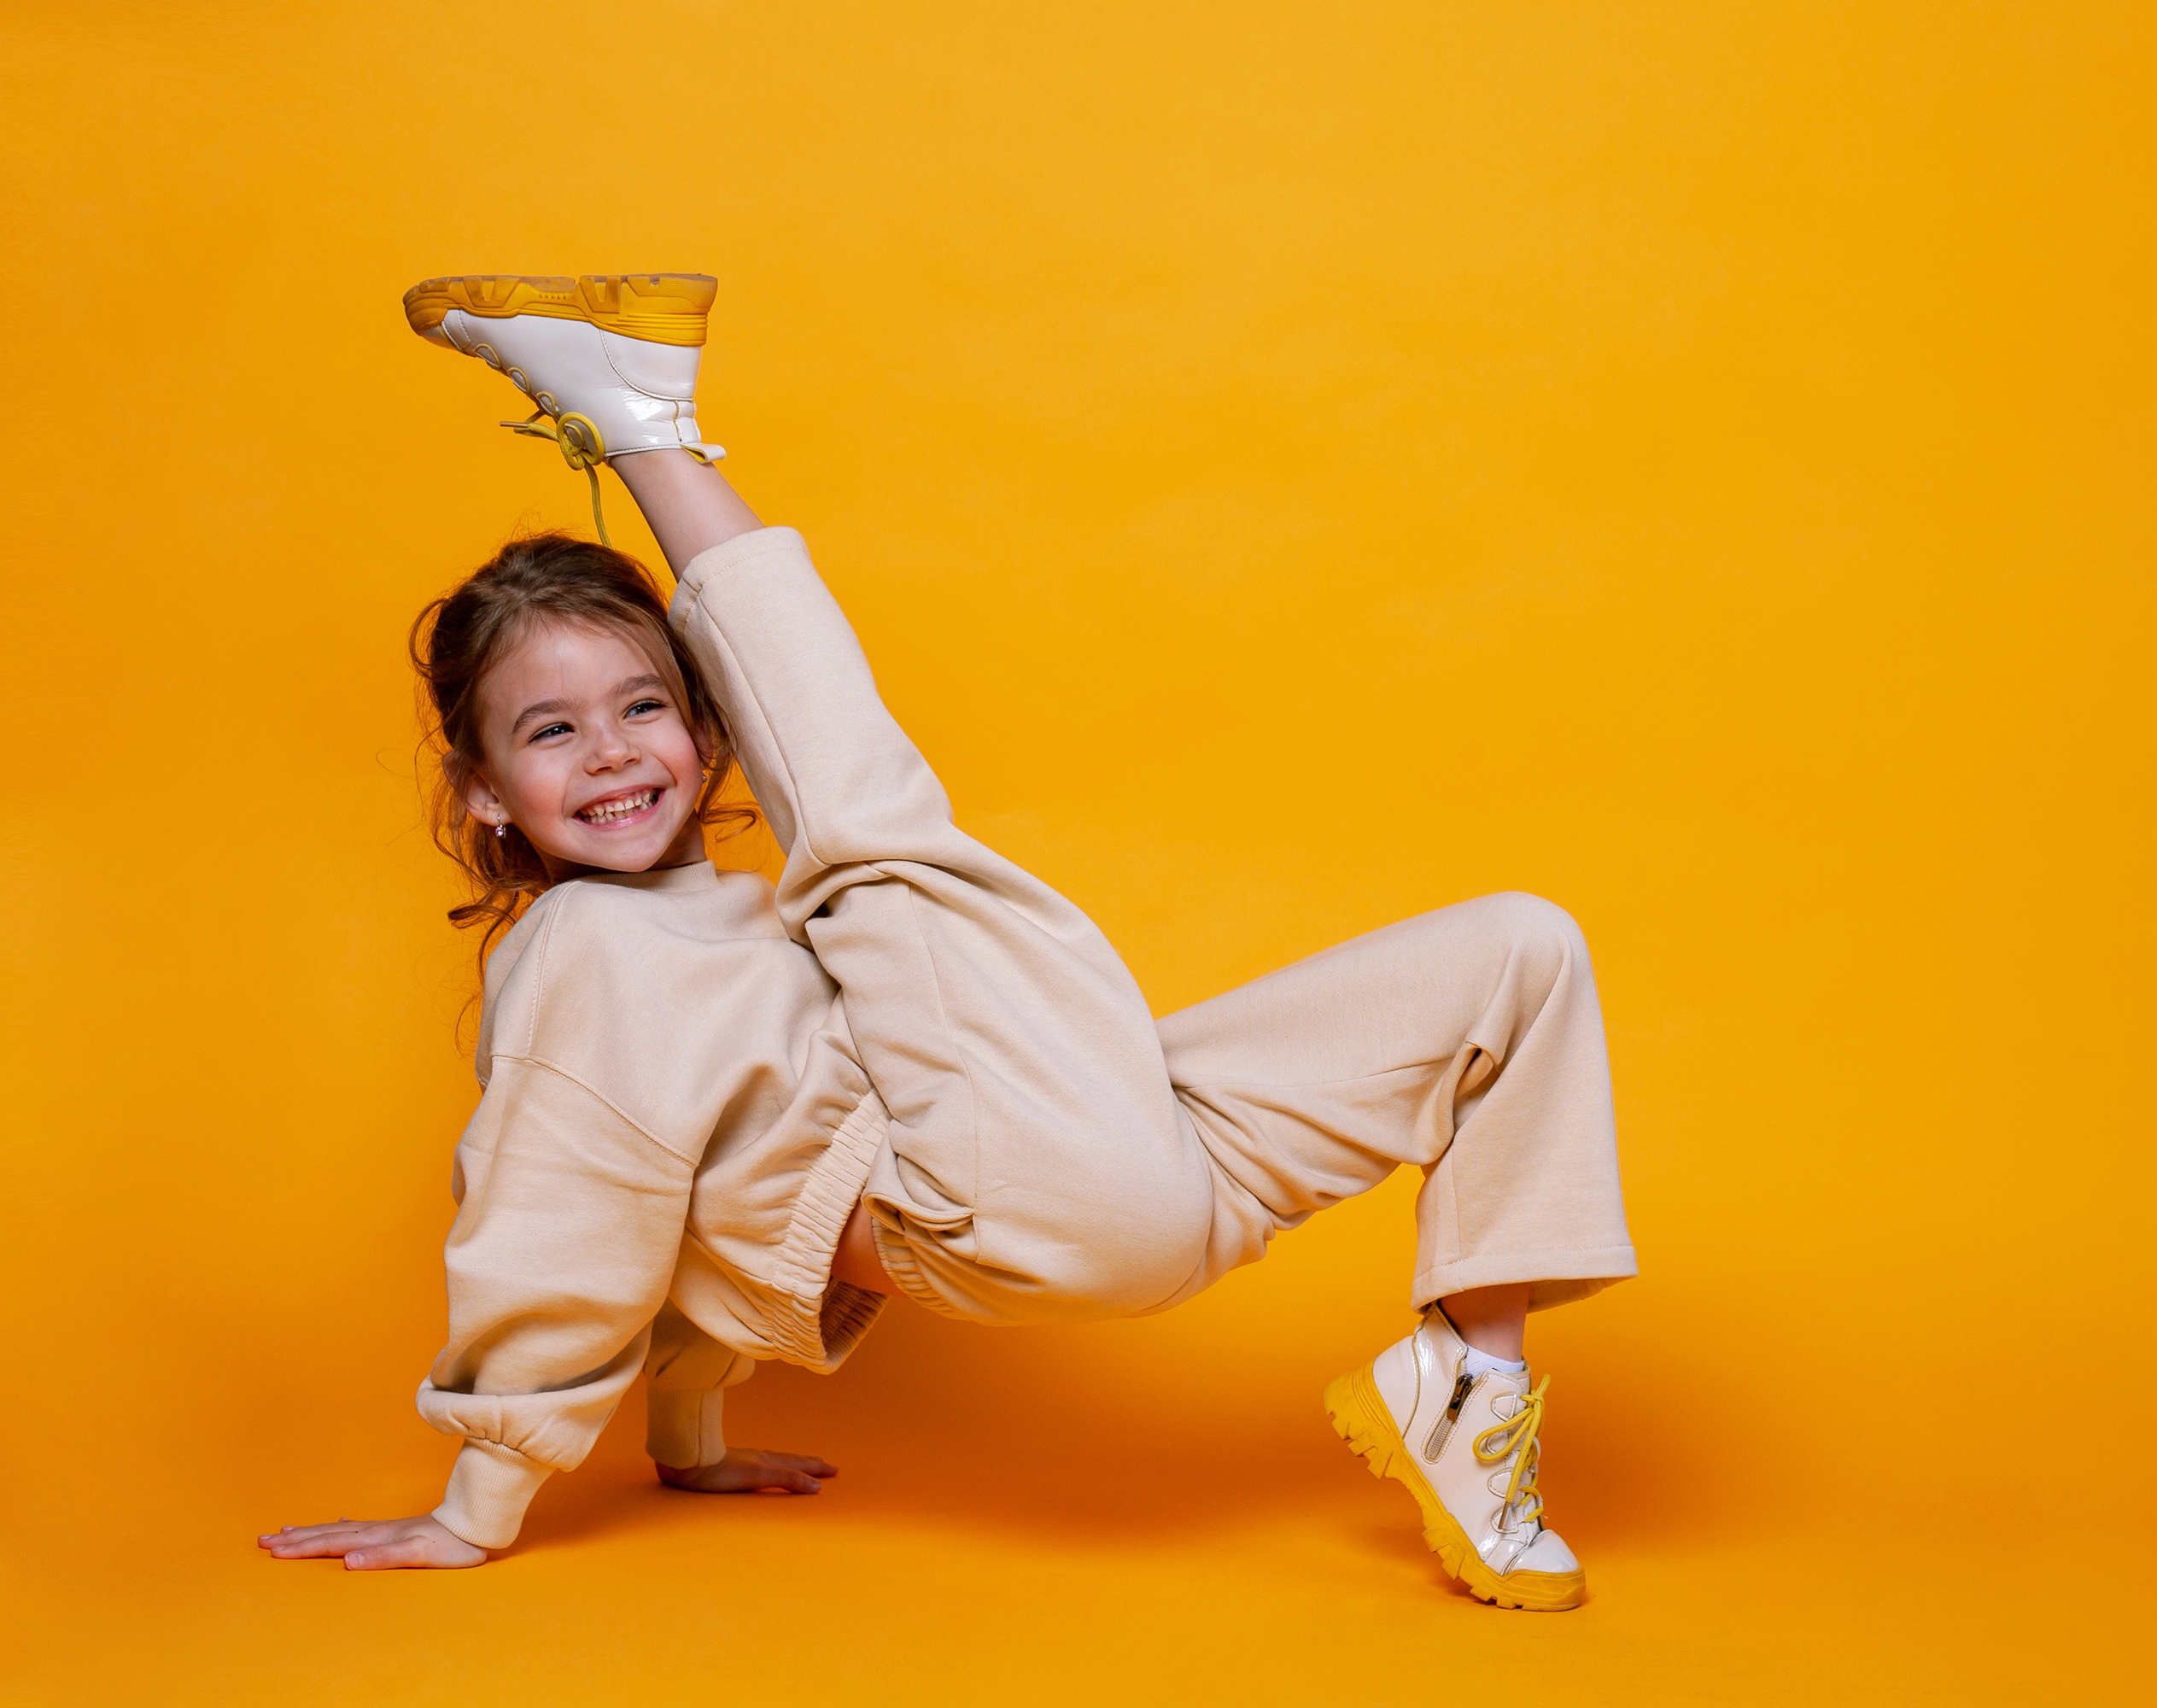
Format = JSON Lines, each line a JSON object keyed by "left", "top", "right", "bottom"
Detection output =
{"left": 451, "top": 757, "right": 506, "bottom": 829}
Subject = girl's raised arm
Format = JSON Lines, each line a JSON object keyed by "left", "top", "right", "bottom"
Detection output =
{"left": 611, "top": 447, "right": 765, "bottom": 578}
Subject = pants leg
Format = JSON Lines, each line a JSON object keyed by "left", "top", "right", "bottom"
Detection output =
{"left": 670, "top": 527, "right": 1634, "bottom": 1327}
{"left": 669, "top": 528, "right": 1214, "bottom": 1323}
{"left": 1154, "top": 894, "right": 1638, "bottom": 1313}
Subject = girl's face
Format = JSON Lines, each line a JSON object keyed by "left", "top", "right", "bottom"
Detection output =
{"left": 459, "top": 617, "right": 709, "bottom": 879}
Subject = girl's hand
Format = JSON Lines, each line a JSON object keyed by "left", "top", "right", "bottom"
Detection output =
{"left": 656, "top": 1448, "right": 838, "bottom": 1494}
{"left": 258, "top": 1514, "right": 487, "bottom": 1570}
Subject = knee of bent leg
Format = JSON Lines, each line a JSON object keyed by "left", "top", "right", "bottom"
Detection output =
{"left": 1008, "top": 1173, "right": 1213, "bottom": 1319}
{"left": 1469, "top": 891, "right": 1590, "bottom": 999}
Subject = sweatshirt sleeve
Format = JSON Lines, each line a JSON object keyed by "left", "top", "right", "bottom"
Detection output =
{"left": 417, "top": 1055, "right": 699, "bottom": 1549}
{"left": 643, "top": 1299, "right": 757, "bottom": 1469}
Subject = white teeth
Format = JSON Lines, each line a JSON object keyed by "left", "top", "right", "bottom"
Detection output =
{"left": 578, "top": 787, "right": 658, "bottom": 824}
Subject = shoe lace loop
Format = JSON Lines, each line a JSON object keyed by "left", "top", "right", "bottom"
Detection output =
{"left": 502, "top": 411, "right": 613, "bottom": 544}
{"left": 1471, "top": 1373, "right": 1551, "bottom": 1532}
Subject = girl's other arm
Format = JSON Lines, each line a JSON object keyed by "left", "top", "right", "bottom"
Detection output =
{"left": 644, "top": 1301, "right": 836, "bottom": 1495}
{"left": 260, "top": 1055, "right": 696, "bottom": 1568}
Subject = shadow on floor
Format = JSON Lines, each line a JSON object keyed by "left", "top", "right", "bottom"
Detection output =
{"left": 510, "top": 1296, "right": 1721, "bottom": 1562}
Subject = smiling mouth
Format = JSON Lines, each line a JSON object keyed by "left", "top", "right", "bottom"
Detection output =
{"left": 576, "top": 787, "right": 660, "bottom": 826}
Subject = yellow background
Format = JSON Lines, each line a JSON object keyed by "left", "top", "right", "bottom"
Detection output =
{"left": 4, "top": 3, "right": 2148, "bottom": 1701}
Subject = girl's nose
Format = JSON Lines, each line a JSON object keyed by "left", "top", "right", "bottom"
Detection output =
{"left": 589, "top": 727, "right": 639, "bottom": 769}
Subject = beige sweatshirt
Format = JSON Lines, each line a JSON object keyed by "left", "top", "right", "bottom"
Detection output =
{"left": 413, "top": 525, "right": 1637, "bottom": 1550}
{"left": 418, "top": 860, "right": 887, "bottom": 1549}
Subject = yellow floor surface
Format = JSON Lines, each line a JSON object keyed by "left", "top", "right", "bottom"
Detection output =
{"left": 12, "top": 1265, "right": 2137, "bottom": 1705}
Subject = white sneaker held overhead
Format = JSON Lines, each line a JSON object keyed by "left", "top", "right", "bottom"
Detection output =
{"left": 402, "top": 273, "right": 726, "bottom": 488}
{"left": 1324, "top": 1307, "right": 1586, "bottom": 1611}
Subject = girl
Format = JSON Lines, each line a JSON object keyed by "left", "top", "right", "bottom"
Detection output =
{"left": 259, "top": 273, "right": 1636, "bottom": 1610}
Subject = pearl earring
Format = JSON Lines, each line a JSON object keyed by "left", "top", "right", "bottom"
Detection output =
{"left": 494, "top": 819, "right": 508, "bottom": 839}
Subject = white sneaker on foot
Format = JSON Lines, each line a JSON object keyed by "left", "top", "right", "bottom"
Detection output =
{"left": 1324, "top": 1309, "right": 1587, "bottom": 1610}
{"left": 402, "top": 272, "right": 727, "bottom": 466}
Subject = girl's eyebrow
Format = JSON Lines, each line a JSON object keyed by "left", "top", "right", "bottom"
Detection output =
{"left": 510, "top": 673, "right": 667, "bottom": 736}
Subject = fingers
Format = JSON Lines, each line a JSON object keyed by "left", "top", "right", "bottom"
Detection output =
{"left": 258, "top": 1522, "right": 356, "bottom": 1544}
{"left": 739, "top": 1454, "right": 824, "bottom": 1494}
{"left": 345, "top": 1535, "right": 441, "bottom": 1571}
{"left": 258, "top": 1515, "right": 484, "bottom": 1568}
{"left": 261, "top": 1521, "right": 394, "bottom": 1559}
{"left": 654, "top": 1449, "right": 839, "bottom": 1494}
{"left": 741, "top": 1449, "right": 837, "bottom": 1477}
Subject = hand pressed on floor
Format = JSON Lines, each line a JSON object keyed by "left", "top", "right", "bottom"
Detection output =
{"left": 657, "top": 1447, "right": 839, "bottom": 1494}
{"left": 258, "top": 1513, "right": 487, "bottom": 1570}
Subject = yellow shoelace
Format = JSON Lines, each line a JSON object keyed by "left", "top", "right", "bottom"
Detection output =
{"left": 1471, "top": 1373, "right": 1550, "bottom": 1530}
{"left": 501, "top": 410, "right": 612, "bottom": 544}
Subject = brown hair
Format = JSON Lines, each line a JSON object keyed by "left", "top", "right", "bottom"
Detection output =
{"left": 408, "top": 531, "right": 751, "bottom": 960}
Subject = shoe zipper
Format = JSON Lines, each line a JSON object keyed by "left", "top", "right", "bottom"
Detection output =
{"left": 1423, "top": 1370, "right": 1479, "bottom": 1461}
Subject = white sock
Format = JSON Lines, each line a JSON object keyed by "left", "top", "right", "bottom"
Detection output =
{"left": 1460, "top": 1343, "right": 1528, "bottom": 1378}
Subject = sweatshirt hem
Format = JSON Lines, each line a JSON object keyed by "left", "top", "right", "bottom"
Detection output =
{"left": 866, "top": 1218, "right": 969, "bottom": 1318}
{"left": 763, "top": 1091, "right": 890, "bottom": 1370}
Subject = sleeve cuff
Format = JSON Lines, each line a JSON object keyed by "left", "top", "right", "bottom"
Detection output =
{"left": 672, "top": 525, "right": 808, "bottom": 604}
{"left": 646, "top": 1386, "right": 729, "bottom": 1469}
{"left": 431, "top": 1439, "right": 553, "bottom": 1550}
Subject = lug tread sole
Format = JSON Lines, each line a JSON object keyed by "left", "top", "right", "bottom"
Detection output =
{"left": 1323, "top": 1363, "right": 1586, "bottom": 1611}
{"left": 402, "top": 272, "right": 716, "bottom": 348}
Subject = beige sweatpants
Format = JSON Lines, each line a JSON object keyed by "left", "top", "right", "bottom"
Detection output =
{"left": 670, "top": 529, "right": 1634, "bottom": 1327}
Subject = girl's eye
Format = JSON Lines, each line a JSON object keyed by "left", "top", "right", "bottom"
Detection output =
{"left": 625, "top": 699, "right": 665, "bottom": 717}
{"left": 529, "top": 722, "right": 572, "bottom": 743}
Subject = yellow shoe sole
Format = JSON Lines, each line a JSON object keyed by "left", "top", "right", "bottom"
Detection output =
{"left": 401, "top": 272, "right": 716, "bottom": 348}
{"left": 1324, "top": 1361, "right": 1587, "bottom": 1611}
